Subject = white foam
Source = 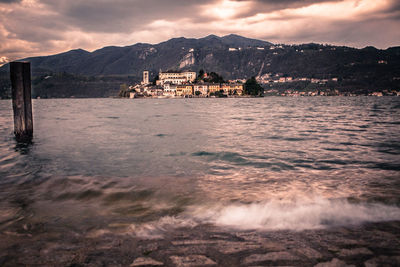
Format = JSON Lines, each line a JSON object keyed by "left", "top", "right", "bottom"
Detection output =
{"left": 190, "top": 198, "right": 400, "bottom": 231}
{"left": 129, "top": 198, "right": 400, "bottom": 236}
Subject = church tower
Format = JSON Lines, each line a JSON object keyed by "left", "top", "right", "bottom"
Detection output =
{"left": 142, "top": 70, "right": 149, "bottom": 85}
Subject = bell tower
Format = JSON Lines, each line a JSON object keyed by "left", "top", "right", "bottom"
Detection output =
{"left": 142, "top": 70, "right": 149, "bottom": 85}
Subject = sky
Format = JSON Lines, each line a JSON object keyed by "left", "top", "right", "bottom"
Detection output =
{"left": 0, "top": 0, "right": 399, "bottom": 61}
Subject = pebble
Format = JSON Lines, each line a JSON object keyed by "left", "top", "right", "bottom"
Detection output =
{"left": 171, "top": 240, "right": 216, "bottom": 246}
{"left": 294, "top": 247, "right": 323, "bottom": 259}
{"left": 216, "top": 240, "right": 260, "bottom": 254}
{"left": 243, "top": 251, "right": 300, "bottom": 264}
{"left": 338, "top": 247, "right": 373, "bottom": 257}
{"left": 314, "top": 258, "right": 355, "bottom": 267}
{"left": 364, "top": 256, "right": 400, "bottom": 267}
{"left": 130, "top": 257, "right": 163, "bottom": 266}
{"left": 170, "top": 255, "right": 217, "bottom": 267}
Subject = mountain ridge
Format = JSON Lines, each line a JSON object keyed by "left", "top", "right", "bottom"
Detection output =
{"left": 0, "top": 34, "right": 399, "bottom": 98}
{"left": 0, "top": 34, "right": 274, "bottom": 75}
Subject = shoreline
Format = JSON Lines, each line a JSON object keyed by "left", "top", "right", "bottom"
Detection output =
{"left": 1, "top": 95, "right": 398, "bottom": 100}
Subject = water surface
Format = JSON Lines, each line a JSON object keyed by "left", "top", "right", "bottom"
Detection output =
{"left": 1, "top": 97, "right": 400, "bottom": 237}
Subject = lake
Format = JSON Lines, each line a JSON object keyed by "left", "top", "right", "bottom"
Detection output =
{"left": 0, "top": 97, "right": 400, "bottom": 266}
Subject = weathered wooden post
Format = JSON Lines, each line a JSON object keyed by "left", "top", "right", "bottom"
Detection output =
{"left": 10, "top": 62, "right": 33, "bottom": 142}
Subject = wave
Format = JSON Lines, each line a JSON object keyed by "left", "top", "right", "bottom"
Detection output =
{"left": 191, "top": 198, "right": 400, "bottom": 231}
{"left": 130, "top": 198, "right": 400, "bottom": 237}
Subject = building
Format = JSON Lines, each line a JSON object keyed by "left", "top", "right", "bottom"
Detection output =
{"left": 176, "top": 85, "right": 193, "bottom": 96}
{"left": 231, "top": 83, "right": 244, "bottom": 95}
{"left": 208, "top": 84, "right": 221, "bottom": 94}
{"left": 163, "top": 83, "right": 177, "bottom": 97}
{"left": 144, "top": 86, "right": 163, "bottom": 96}
{"left": 158, "top": 71, "right": 196, "bottom": 85}
{"left": 221, "top": 83, "right": 244, "bottom": 95}
{"left": 142, "top": 70, "right": 149, "bottom": 85}
{"left": 221, "top": 84, "right": 231, "bottom": 94}
{"left": 193, "top": 84, "right": 208, "bottom": 95}
{"left": 183, "top": 85, "right": 194, "bottom": 95}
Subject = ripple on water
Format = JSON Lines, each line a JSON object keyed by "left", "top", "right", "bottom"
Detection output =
{"left": 0, "top": 97, "right": 399, "bottom": 240}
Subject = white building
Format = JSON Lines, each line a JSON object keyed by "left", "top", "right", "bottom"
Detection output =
{"left": 158, "top": 71, "right": 196, "bottom": 85}
{"left": 163, "top": 83, "right": 177, "bottom": 96}
{"left": 144, "top": 86, "right": 163, "bottom": 96}
{"left": 193, "top": 84, "right": 208, "bottom": 95}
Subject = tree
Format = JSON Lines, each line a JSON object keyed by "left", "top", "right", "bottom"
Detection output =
{"left": 118, "top": 83, "right": 129, "bottom": 97}
{"left": 244, "top": 77, "right": 263, "bottom": 96}
{"left": 152, "top": 75, "right": 159, "bottom": 85}
{"left": 207, "top": 72, "right": 225, "bottom": 83}
{"left": 195, "top": 90, "right": 201, "bottom": 96}
{"left": 198, "top": 69, "right": 204, "bottom": 79}
{"left": 215, "top": 89, "right": 227, "bottom": 97}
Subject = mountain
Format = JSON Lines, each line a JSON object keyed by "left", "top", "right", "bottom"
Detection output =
{"left": 220, "top": 34, "right": 273, "bottom": 47}
{"left": 0, "top": 34, "right": 273, "bottom": 77}
{"left": 0, "top": 34, "right": 399, "bottom": 98}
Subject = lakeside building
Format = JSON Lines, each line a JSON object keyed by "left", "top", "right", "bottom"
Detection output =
{"left": 176, "top": 85, "right": 193, "bottom": 96}
{"left": 221, "top": 83, "right": 230, "bottom": 93}
{"left": 173, "top": 83, "right": 243, "bottom": 97}
{"left": 158, "top": 70, "right": 196, "bottom": 85}
{"left": 208, "top": 84, "right": 221, "bottom": 94}
{"left": 229, "top": 83, "right": 244, "bottom": 95}
{"left": 221, "top": 83, "right": 243, "bottom": 95}
{"left": 193, "top": 84, "right": 208, "bottom": 95}
{"left": 163, "top": 83, "right": 177, "bottom": 97}
{"left": 144, "top": 86, "right": 163, "bottom": 96}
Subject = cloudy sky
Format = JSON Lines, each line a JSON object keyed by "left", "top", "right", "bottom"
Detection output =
{"left": 0, "top": 0, "right": 399, "bottom": 61}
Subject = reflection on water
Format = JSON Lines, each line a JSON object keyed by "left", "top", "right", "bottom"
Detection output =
{"left": 14, "top": 139, "right": 33, "bottom": 155}
{"left": 0, "top": 97, "right": 400, "bottom": 237}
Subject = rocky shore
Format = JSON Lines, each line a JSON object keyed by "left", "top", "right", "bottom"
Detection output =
{"left": 1, "top": 220, "right": 399, "bottom": 266}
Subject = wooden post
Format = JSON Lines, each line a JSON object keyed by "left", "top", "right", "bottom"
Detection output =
{"left": 10, "top": 62, "right": 33, "bottom": 141}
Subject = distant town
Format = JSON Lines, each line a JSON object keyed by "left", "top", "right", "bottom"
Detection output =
{"left": 119, "top": 70, "right": 250, "bottom": 98}
{"left": 119, "top": 69, "right": 400, "bottom": 98}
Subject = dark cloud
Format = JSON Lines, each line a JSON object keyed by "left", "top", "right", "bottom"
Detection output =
{"left": 0, "top": 0, "right": 21, "bottom": 3}
{"left": 226, "top": 0, "right": 346, "bottom": 20}
{"left": 0, "top": 0, "right": 22, "bottom": 4}
{"left": 381, "top": 1, "right": 400, "bottom": 19}
{"left": 252, "top": 0, "right": 338, "bottom": 2}
{"left": 234, "top": 0, "right": 344, "bottom": 11}
{"left": 0, "top": 0, "right": 399, "bottom": 60}
{"left": 1, "top": 7, "right": 72, "bottom": 43}
{"left": 258, "top": 14, "right": 400, "bottom": 48}
{"left": 37, "top": 0, "right": 217, "bottom": 33}
{"left": 248, "top": 0, "right": 343, "bottom": 5}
